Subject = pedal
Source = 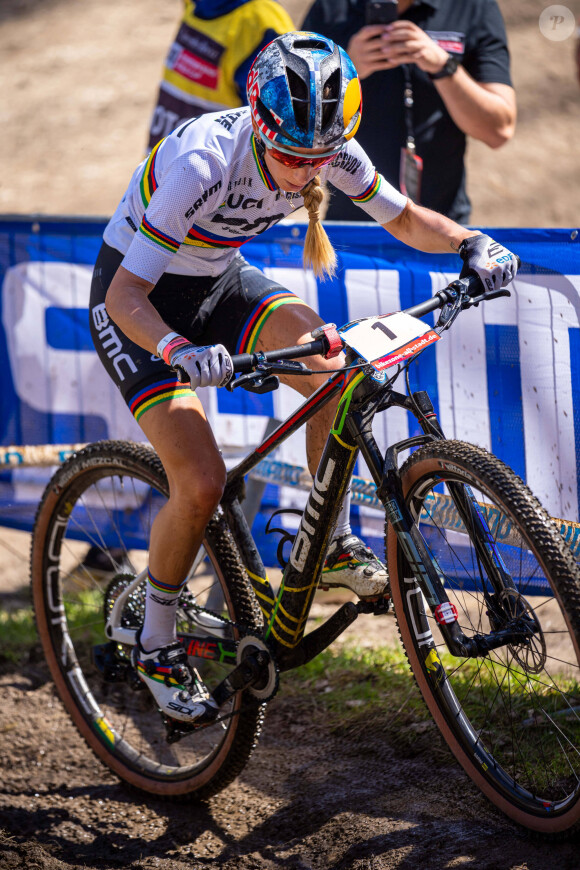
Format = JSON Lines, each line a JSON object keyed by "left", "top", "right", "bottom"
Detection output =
{"left": 162, "top": 705, "right": 220, "bottom": 744}
{"left": 356, "top": 594, "right": 393, "bottom": 615}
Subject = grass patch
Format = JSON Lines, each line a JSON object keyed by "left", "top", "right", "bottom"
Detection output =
{"left": 0, "top": 590, "right": 105, "bottom": 667}
{"left": 278, "top": 642, "right": 580, "bottom": 791}
{"left": 279, "top": 642, "right": 439, "bottom": 757}
{"left": 0, "top": 607, "right": 38, "bottom": 665}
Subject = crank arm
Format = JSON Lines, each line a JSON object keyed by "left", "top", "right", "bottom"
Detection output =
{"left": 211, "top": 647, "right": 272, "bottom": 708}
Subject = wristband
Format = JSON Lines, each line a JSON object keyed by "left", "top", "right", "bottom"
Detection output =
{"left": 156, "top": 332, "right": 191, "bottom": 365}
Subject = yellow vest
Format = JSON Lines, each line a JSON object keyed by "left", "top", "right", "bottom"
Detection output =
{"left": 162, "top": 1, "right": 294, "bottom": 109}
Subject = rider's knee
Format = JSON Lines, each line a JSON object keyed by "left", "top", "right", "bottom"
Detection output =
{"left": 166, "top": 454, "right": 226, "bottom": 516}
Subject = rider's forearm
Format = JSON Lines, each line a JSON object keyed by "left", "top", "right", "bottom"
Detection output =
{"left": 433, "top": 73, "right": 516, "bottom": 148}
{"left": 383, "top": 201, "right": 479, "bottom": 254}
{"left": 105, "top": 265, "right": 169, "bottom": 356}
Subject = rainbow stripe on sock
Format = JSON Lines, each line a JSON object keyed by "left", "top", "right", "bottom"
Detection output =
{"left": 147, "top": 567, "right": 187, "bottom": 595}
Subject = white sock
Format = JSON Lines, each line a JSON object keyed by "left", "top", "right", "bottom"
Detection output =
{"left": 333, "top": 486, "right": 352, "bottom": 541}
{"left": 140, "top": 567, "right": 186, "bottom": 652}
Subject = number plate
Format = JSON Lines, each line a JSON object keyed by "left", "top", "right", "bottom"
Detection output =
{"left": 338, "top": 312, "right": 440, "bottom": 371}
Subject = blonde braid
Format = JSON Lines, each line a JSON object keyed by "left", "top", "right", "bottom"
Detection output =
{"left": 300, "top": 176, "right": 337, "bottom": 280}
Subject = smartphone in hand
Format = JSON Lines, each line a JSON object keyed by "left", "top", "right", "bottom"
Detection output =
{"left": 365, "top": 0, "right": 398, "bottom": 26}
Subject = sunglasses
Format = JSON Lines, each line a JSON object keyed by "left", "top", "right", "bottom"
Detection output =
{"left": 266, "top": 145, "right": 339, "bottom": 169}
{"left": 256, "top": 131, "right": 344, "bottom": 169}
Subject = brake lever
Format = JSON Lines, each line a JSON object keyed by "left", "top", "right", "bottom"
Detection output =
{"left": 225, "top": 359, "right": 313, "bottom": 394}
{"left": 260, "top": 360, "right": 313, "bottom": 376}
{"left": 436, "top": 298, "right": 462, "bottom": 331}
{"left": 226, "top": 371, "right": 280, "bottom": 393}
{"left": 464, "top": 288, "right": 512, "bottom": 308}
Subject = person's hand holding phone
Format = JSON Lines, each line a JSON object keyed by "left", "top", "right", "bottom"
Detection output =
{"left": 379, "top": 21, "right": 451, "bottom": 75}
{"left": 346, "top": 0, "right": 398, "bottom": 79}
{"left": 349, "top": 1, "right": 451, "bottom": 79}
{"left": 346, "top": 24, "right": 397, "bottom": 78}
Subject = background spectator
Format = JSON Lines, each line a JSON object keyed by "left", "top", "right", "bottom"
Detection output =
{"left": 302, "top": 0, "right": 516, "bottom": 222}
{"left": 147, "top": 0, "right": 294, "bottom": 150}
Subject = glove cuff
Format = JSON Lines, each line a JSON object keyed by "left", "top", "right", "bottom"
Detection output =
{"left": 157, "top": 332, "right": 191, "bottom": 365}
{"left": 458, "top": 234, "right": 488, "bottom": 261}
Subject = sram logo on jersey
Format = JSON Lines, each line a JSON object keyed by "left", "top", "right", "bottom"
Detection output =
{"left": 184, "top": 180, "right": 223, "bottom": 218}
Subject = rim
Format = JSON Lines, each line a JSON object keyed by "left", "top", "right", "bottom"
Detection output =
{"left": 406, "top": 468, "right": 580, "bottom": 815}
{"left": 41, "top": 465, "right": 242, "bottom": 781}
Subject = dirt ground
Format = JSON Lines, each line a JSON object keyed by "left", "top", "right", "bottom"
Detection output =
{"left": 2, "top": 524, "right": 580, "bottom": 870}
{"left": 1, "top": 1, "right": 580, "bottom": 868}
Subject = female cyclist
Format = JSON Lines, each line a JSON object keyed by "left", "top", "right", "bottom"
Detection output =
{"left": 90, "top": 31, "right": 518, "bottom": 724}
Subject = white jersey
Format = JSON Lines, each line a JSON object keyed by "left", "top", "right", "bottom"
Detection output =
{"left": 104, "top": 108, "right": 407, "bottom": 283}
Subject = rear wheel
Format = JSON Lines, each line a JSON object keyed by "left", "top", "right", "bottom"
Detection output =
{"left": 387, "top": 440, "right": 580, "bottom": 835}
{"left": 31, "top": 440, "right": 264, "bottom": 799}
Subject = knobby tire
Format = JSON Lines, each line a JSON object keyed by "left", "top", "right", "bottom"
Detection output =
{"left": 387, "top": 440, "right": 580, "bottom": 836}
{"left": 31, "top": 440, "right": 265, "bottom": 800}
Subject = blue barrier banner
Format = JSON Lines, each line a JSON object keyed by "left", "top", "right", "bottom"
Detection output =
{"left": 1, "top": 216, "right": 579, "bottom": 571}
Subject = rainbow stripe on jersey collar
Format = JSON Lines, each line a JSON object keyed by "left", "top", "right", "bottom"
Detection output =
{"left": 251, "top": 134, "right": 277, "bottom": 191}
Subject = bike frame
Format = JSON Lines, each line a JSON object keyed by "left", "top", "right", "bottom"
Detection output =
{"left": 216, "top": 347, "right": 506, "bottom": 672}
{"left": 105, "top": 278, "right": 525, "bottom": 681}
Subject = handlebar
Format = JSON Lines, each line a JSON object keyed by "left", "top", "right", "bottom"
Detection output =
{"left": 230, "top": 262, "right": 521, "bottom": 375}
{"left": 230, "top": 339, "right": 327, "bottom": 375}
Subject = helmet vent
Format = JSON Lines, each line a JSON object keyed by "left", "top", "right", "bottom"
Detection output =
{"left": 256, "top": 98, "right": 283, "bottom": 132}
{"left": 286, "top": 67, "right": 310, "bottom": 131}
{"left": 321, "top": 68, "right": 340, "bottom": 131}
{"left": 293, "top": 38, "right": 328, "bottom": 51}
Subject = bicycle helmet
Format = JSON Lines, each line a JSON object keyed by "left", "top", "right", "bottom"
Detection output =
{"left": 247, "top": 31, "right": 362, "bottom": 154}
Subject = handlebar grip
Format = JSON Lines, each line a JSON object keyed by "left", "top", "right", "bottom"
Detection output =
{"left": 230, "top": 338, "right": 328, "bottom": 375}
{"left": 229, "top": 352, "right": 254, "bottom": 375}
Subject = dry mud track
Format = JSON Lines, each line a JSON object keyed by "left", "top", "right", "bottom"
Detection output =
{"left": 1, "top": 599, "right": 580, "bottom": 868}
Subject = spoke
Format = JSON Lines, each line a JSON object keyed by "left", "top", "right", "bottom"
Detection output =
{"left": 556, "top": 734, "right": 580, "bottom": 785}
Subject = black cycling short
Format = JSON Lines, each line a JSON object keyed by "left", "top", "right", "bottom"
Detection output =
{"left": 89, "top": 242, "right": 306, "bottom": 423}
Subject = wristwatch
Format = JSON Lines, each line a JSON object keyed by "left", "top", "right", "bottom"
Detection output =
{"left": 429, "top": 53, "right": 460, "bottom": 80}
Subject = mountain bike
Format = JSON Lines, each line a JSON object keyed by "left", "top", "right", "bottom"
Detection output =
{"left": 31, "top": 272, "right": 580, "bottom": 834}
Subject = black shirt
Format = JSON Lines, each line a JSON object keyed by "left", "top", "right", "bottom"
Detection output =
{"left": 303, "top": 0, "right": 512, "bottom": 222}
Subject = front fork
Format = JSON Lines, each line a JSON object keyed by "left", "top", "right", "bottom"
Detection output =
{"left": 375, "top": 391, "right": 521, "bottom": 659}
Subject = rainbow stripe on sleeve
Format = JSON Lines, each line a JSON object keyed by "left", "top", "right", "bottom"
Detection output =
{"left": 138, "top": 216, "right": 181, "bottom": 253}
{"left": 137, "top": 138, "right": 184, "bottom": 253}
{"left": 350, "top": 172, "right": 381, "bottom": 203}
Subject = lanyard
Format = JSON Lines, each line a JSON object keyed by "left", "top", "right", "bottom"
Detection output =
{"left": 399, "top": 64, "right": 423, "bottom": 204}
{"left": 403, "top": 64, "right": 416, "bottom": 155}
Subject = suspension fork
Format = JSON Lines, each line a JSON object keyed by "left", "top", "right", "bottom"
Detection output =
{"left": 413, "top": 391, "right": 519, "bottom": 602}
{"left": 337, "top": 384, "right": 470, "bottom": 657}
{"left": 377, "top": 440, "right": 479, "bottom": 657}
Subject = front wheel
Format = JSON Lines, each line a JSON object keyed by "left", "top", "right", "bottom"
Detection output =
{"left": 31, "top": 440, "right": 265, "bottom": 800}
{"left": 386, "top": 440, "right": 580, "bottom": 835}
